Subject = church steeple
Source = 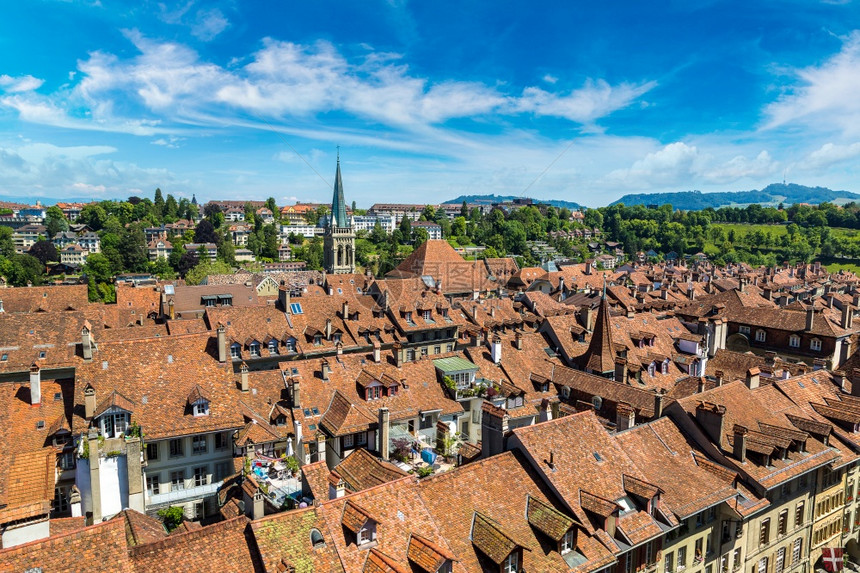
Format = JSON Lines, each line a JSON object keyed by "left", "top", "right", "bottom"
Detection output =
{"left": 576, "top": 285, "right": 616, "bottom": 376}
{"left": 330, "top": 151, "right": 349, "bottom": 229}
{"left": 324, "top": 151, "right": 355, "bottom": 274}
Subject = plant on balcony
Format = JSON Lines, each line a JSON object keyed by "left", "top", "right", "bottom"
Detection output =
{"left": 416, "top": 466, "right": 434, "bottom": 478}
{"left": 392, "top": 437, "right": 412, "bottom": 463}
{"left": 442, "top": 376, "right": 456, "bottom": 391}
{"left": 158, "top": 506, "right": 185, "bottom": 532}
{"left": 285, "top": 455, "right": 300, "bottom": 475}
{"left": 126, "top": 422, "right": 143, "bottom": 439}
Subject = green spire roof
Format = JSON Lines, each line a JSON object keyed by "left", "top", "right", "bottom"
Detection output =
{"left": 331, "top": 154, "right": 349, "bottom": 228}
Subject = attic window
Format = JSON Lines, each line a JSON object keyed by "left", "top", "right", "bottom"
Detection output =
{"left": 1, "top": 354, "right": 6, "bottom": 362}
{"left": 36, "top": 420, "right": 45, "bottom": 429}
{"left": 54, "top": 392, "right": 62, "bottom": 401}
{"left": 593, "top": 452, "right": 603, "bottom": 462}
{"left": 310, "top": 528, "right": 325, "bottom": 548}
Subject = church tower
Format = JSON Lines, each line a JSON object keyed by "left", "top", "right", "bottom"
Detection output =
{"left": 324, "top": 153, "right": 355, "bottom": 274}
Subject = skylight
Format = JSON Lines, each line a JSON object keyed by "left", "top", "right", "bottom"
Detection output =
{"left": 290, "top": 303, "right": 304, "bottom": 314}
{"left": 593, "top": 452, "right": 603, "bottom": 462}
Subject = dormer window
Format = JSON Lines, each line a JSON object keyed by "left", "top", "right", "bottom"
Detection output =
{"left": 249, "top": 341, "right": 261, "bottom": 357}
{"left": 422, "top": 310, "right": 432, "bottom": 321}
{"left": 268, "top": 339, "right": 279, "bottom": 355}
{"left": 230, "top": 343, "right": 241, "bottom": 360}
{"left": 358, "top": 524, "right": 376, "bottom": 546}
{"left": 661, "top": 360, "right": 668, "bottom": 375}
{"left": 333, "top": 333, "right": 342, "bottom": 345}
{"left": 648, "top": 363, "right": 656, "bottom": 377}
{"left": 192, "top": 400, "right": 209, "bottom": 416}
{"left": 561, "top": 528, "right": 576, "bottom": 554}
{"left": 285, "top": 337, "right": 297, "bottom": 353}
{"left": 367, "top": 386, "right": 382, "bottom": 400}
{"left": 789, "top": 335, "right": 800, "bottom": 348}
{"left": 314, "top": 334, "right": 322, "bottom": 346}
{"left": 99, "top": 410, "right": 130, "bottom": 439}
{"left": 810, "top": 338, "right": 822, "bottom": 352}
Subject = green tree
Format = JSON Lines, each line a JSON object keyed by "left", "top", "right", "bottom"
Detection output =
{"left": 154, "top": 188, "right": 165, "bottom": 220}
{"left": 78, "top": 204, "right": 108, "bottom": 230}
{"left": 44, "top": 206, "right": 69, "bottom": 237}
{"left": 6, "top": 254, "right": 45, "bottom": 286}
{"left": 185, "top": 259, "right": 233, "bottom": 285}
{"left": 83, "top": 252, "right": 115, "bottom": 283}
{"left": 28, "top": 240, "right": 59, "bottom": 265}
{"left": 157, "top": 506, "right": 185, "bottom": 533}
{"left": 399, "top": 217, "right": 412, "bottom": 239}
{"left": 0, "top": 226, "right": 14, "bottom": 257}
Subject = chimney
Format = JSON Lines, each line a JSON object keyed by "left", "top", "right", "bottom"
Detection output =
{"left": 653, "top": 389, "right": 665, "bottom": 419}
{"left": 558, "top": 276, "right": 565, "bottom": 294}
{"left": 745, "top": 367, "right": 760, "bottom": 390}
{"left": 336, "top": 341, "right": 343, "bottom": 356}
{"left": 293, "top": 420, "right": 303, "bottom": 450}
{"left": 515, "top": 331, "right": 523, "bottom": 351}
{"left": 616, "top": 402, "right": 635, "bottom": 431}
{"left": 81, "top": 321, "right": 93, "bottom": 360}
{"left": 378, "top": 407, "right": 390, "bottom": 461}
{"left": 480, "top": 402, "right": 509, "bottom": 459}
{"left": 87, "top": 429, "right": 102, "bottom": 523}
{"left": 539, "top": 398, "right": 552, "bottom": 423}
{"left": 828, "top": 295, "right": 835, "bottom": 309}
{"left": 394, "top": 342, "right": 403, "bottom": 368}
{"left": 697, "top": 378, "right": 705, "bottom": 393}
{"left": 29, "top": 362, "right": 41, "bottom": 406}
{"left": 687, "top": 283, "right": 695, "bottom": 300}
{"left": 372, "top": 340, "right": 381, "bottom": 363}
{"left": 695, "top": 402, "right": 726, "bottom": 446}
{"left": 329, "top": 475, "right": 346, "bottom": 500}
{"left": 342, "top": 300, "right": 349, "bottom": 320}
{"left": 325, "top": 318, "right": 332, "bottom": 340}
{"left": 0, "top": 299, "right": 4, "bottom": 313}
{"left": 278, "top": 281, "right": 290, "bottom": 311}
{"left": 843, "top": 305, "right": 854, "bottom": 330}
{"left": 548, "top": 450, "right": 555, "bottom": 470}
{"left": 847, "top": 369, "right": 860, "bottom": 398}
{"left": 732, "top": 425, "right": 748, "bottom": 463}
{"left": 660, "top": 286, "right": 668, "bottom": 300}
{"left": 168, "top": 299, "right": 175, "bottom": 320}
{"left": 84, "top": 383, "right": 96, "bottom": 419}
{"left": 614, "top": 357, "right": 628, "bottom": 385}
{"left": 217, "top": 323, "right": 227, "bottom": 363}
{"left": 292, "top": 377, "right": 301, "bottom": 408}
{"left": 240, "top": 361, "right": 249, "bottom": 392}
{"left": 806, "top": 307, "right": 815, "bottom": 331}
{"left": 583, "top": 306, "right": 595, "bottom": 332}
{"left": 321, "top": 359, "right": 330, "bottom": 381}
{"left": 490, "top": 335, "right": 502, "bottom": 365}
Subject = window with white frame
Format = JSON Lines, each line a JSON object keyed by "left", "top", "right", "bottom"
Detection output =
{"left": 170, "top": 470, "right": 185, "bottom": 491}
{"left": 249, "top": 342, "right": 261, "bottom": 357}
{"left": 230, "top": 343, "right": 241, "bottom": 359}
{"left": 286, "top": 338, "right": 297, "bottom": 352}
{"left": 739, "top": 325, "right": 751, "bottom": 335}
{"left": 193, "top": 466, "right": 208, "bottom": 487}
{"left": 757, "top": 557, "right": 768, "bottom": 573}
{"left": 561, "top": 528, "right": 575, "bottom": 554}
{"left": 792, "top": 539, "right": 802, "bottom": 564}
{"left": 755, "top": 330, "right": 766, "bottom": 343}
{"left": 192, "top": 399, "right": 209, "bottom": 417}
{"left": 268, "top": 339, "right": 279, "bottom": 354}
{"left": 503, "top": 551, "right": 519, "bottom": 573}
{"left": 733, "top": 548, "right": 741, "bottom": 571}
{"left": 99, "top": 410, "right": 129, "bottom": 439}
{"left": 811, "top": 338, "right": 822, "bottom": 351}
{"left": 192, "top": 435, "right": 207, "bottom": 454}
{"left": 146, "top": 475, "right": 160, "bottom": 495}
{"left": 358, "top": 524, "right": 375, "bottom": 545}
{"left": 789, "top": 335, "right": 800, "bottom": 348}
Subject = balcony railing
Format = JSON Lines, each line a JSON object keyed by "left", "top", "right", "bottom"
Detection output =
{"left": 147, "top": 480, "right": 223, "bottom": 507}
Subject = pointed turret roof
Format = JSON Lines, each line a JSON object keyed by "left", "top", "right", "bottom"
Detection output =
{"left": 330, "top": 154, "right": 350, "bottom": 228}
{"left": 576, "top": 291, "right": 616, "bottom": 374}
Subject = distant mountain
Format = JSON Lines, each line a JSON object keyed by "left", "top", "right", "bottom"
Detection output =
{"left": 610, "top": 183, "right": 860, "bottom": 210}
{"left": 443, "top": 194, "right": 584, "bottom": 210}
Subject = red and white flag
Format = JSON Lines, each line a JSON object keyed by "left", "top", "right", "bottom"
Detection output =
{"left": 822, "top": 547, "right": 844, "bottom": 572}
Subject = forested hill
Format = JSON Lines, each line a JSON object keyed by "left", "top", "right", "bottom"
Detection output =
{"left": 444, "top": 194, "right": 584, "bottom": 210}
{"left": 610, "top": 183, "right": 860, "bottom": 210}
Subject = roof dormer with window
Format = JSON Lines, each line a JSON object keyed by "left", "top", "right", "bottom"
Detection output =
{"left": 187, "top": 385, "right": 210, "bottom": 417}
{"left": 341, "top": 500, "right": 377, "bottom": 548}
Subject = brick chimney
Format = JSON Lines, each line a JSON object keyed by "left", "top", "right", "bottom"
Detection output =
{"left": 745, "top": 367, "right": 760, "bottom": 390}
{"left": 614, "top": 357, "right": 628, "bottom": 385}
{"left": 292, "top": 377, "right": 301, "bottom": 408}
{"left": 217, "top": 323, "right": 227, "bottom": 363}
{"left": 732, "top": 425, "right": 748, "bottom": 463}
{"left": 616, "top": 402, "right": 635, "bottom": 431}
{"left": 695, "top": 402, "right": 726, "bottom": 446}
{"left": 843, "top": 305, "right": 854, "bottom": 330}
{"left": 378, "top": 407, "right": 390, "bottom": 461}
{"left": 84, "top": 383, "right": 96, "bottom": 419}
{"left": 29, "top": 362, "right": 41, "bottom": 406}
{"left": 653, "top": 389, "right": 665, "bottom": 419}
{"left": 240, "top": 361, "right": 249, "bottom": 392}
{"left": 278, "top": 281, "right": 290, "bottom": 312}
{"left": 81, "top": 321, "right": 94, "bottom": 360}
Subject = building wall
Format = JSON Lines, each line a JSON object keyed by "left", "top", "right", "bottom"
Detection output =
{"left": 810, "top": 466, "right": 846, "bottom": 565}
{"left": 743, "top": 476, "right": 813, "bottom": 573}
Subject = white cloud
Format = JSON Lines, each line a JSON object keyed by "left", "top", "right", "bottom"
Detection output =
{"left": 764, "top": 31, "right": 860, "bottom": 137}
{"left": 799, "top": 142, "right": 860, "bottom": 170}
{"left": 192, "top": 8, "right": 229, "bottom": 41}
{"left": 514, "top": 78, "right": 657, "bottom": 124}
{"left": 0, "top": 74, "right": 44, "bottom": 93}
{"left": 542, "top": 74, "right": 558, "bottom": 84}
{"left": 703, "top": 150, "right": 778, "bottom": 183}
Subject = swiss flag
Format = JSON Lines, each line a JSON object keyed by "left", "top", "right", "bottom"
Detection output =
{"left": 822, "top": 547, "right": 844, "bottom": 572}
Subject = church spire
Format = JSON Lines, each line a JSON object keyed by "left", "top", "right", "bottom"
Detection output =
{"left": 330, "top": 151, "right": 349, "bottom": 228}
{"left": 576, "top": 285, "right": 616, "bottom": 376}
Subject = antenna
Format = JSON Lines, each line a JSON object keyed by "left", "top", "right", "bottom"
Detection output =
{"left": 783, "top": 168, "right": 786, "bottom": 186}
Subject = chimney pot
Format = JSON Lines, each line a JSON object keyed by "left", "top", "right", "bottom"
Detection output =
{"left": 29, "top": 362, "right": 41, "bottom": 406}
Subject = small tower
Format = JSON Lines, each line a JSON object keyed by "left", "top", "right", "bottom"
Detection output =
{"left": 324, "top": 152, "right": 356, "bottom": 274}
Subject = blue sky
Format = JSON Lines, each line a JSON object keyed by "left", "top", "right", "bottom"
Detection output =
{"left": 1, "top": 1, "right": 860, "bottom": 207}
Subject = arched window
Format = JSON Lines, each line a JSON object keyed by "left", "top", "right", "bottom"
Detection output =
{"left": 310, "top": 528, "right": 325, "bottom": 548}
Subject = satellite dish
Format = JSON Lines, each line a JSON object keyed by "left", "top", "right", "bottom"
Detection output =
{"left": 592, "top": 396, "right": 603, "bottom": 410}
